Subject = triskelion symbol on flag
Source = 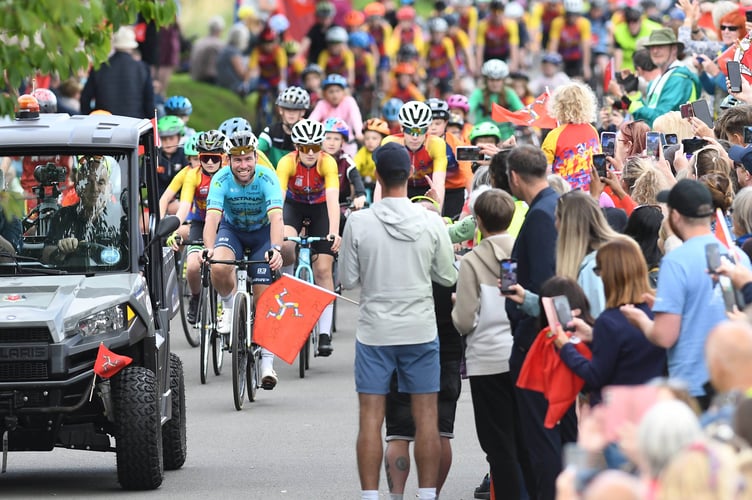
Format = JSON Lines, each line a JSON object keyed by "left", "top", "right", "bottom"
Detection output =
{"left": 266, "top": 289, "right": 304, "bottom": 320}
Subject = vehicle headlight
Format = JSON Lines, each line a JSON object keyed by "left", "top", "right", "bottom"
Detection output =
{"left": 70, "top": 305, "right": 126, "bottom": 337}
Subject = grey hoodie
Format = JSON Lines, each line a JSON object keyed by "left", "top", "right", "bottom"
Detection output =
{"left": 340, "top": 197, "right": 458, "bottom": 346}
{"left": 452, "top": 234, "right": 515, "bottom": 375}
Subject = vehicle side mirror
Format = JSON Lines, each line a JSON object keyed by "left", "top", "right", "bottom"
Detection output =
{"left": 156, "top": 216, "right": 180, "bottom": 238}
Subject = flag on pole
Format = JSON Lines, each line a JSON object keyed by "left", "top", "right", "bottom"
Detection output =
{"left": 254, "top": 274, "right": 338, "bottom": 364}
{"left": 152, "top": 109, "right": 161, "bottom": 149}
{"left": 93, "top": 342, "right": 133, "bottom": 379}
{"left": 714, "top": 208, "right": 734, "bottom": 249}
{"left": 603, "top": 57, "right": 615, "bottom": 93}
{"left": 491, "top": 92, "right": 558, "bottom": 129}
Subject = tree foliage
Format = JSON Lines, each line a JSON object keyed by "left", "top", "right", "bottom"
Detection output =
{"left": 0, "top": 0, "right": 177, "bottom": 117}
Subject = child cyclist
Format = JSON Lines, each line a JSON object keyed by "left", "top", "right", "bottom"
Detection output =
{"left": 355, "top": 118, "right": 390, "bottom": 201}
{"left": 382, "top": 97, "right": 404, "bottom": 135}
{"left": 258, "top": 86, "right": 310, "bottom": 167}
{"left": 156, "top": 115, "right": 187, "bottom": 212}
{"left": 159, "top": 131, "right": 201, "bottom": 238}
{"left": 321, "top": 118, "right": 367, "bottom": 233}
{"left": 308, "top": 74, "right": 363, "bottom": 157}
{"left": 380, "top": 100, "right": 448, "bottom": 207}
{"left": 168, "top": 130, "right": 230, "bottom": 323}
{"left": 276, "top": 119, "right": 341, "bottom": 357}
{"left": 164, "top": 95, "right": 196, "bottom": 142}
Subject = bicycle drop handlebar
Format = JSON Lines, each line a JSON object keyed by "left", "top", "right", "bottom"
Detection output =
{"left": 201, "top": 248, "right": 274, "bottom": 268}
{"left": 284, "top": 234, "right": 336, "bottom": 245}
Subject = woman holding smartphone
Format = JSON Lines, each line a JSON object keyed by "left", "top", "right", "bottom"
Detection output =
{"left": 552, "top": 238, "right": 666, "bottom": 406}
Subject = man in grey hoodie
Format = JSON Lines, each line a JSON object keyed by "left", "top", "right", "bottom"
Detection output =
{"left": 340, "top": 142, "right": 458, "bottom": 500}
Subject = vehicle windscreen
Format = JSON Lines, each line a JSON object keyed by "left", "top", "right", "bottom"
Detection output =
{"left": 0, "top": 151, "right": 130, "bottom": 274}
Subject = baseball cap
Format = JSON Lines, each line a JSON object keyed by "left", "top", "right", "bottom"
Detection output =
{"left": 729, "top": 145, "right": 752, "bottom": 174}
{"left": 373, "top": 142, "right": 411, "bottom": 180}
{"left": 656, "top": 179, "right": 714, "bottom": 218}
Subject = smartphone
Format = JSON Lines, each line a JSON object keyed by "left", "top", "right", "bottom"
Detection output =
{"left": 691, "top": 99, "right": 714, "bottom": 128}
{"left": 600, "top": 132, "right": 616, "bottom": 157}
{"left": 456, "top": 146, "right": 482, "bottom": 161}
{"left": 593, "top": 153, "right": 608, "bottom": 177}
{"left": 682, "top": 137, "right": 708, "bottom": 155}
{"left": 500, "top": 258, "right": 517, "bottom": 295}
{"left": 552, "top": 295, "right": 575, "bottom": 332}
{"left": 665, "top": 133, "right": 678, "bottom": 146}
{"left": 706, "top": 242, "right": 721, "bottom": 273}
{"left": 747, "top": 9, "right": 752, "bottom": 23}
{"left": 728, "top": 60, "right": 743, "bottom": 93}
{"left": 680, "top": 103, "right": 694, "bottom": 119}
{"left": 745, "top": 126, "right": 752, "bottom": 144}
{"left": 645, "top": 131, "right": 661, "bottom": 160}
{"left": 602, "top": 385, "right": 661, "bottom": 442}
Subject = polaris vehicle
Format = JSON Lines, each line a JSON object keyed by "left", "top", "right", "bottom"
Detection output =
{"left": 0, "top": 96, "right": 184, "bottom": 490}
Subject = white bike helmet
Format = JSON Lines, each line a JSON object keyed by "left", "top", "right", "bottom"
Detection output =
{"left": 429, "top": 16, "right": 449, "bottom": 33}
{"left": 228, "top": 130, "right": 259, "bottom": 155}
{"left": 196, "top": 129, "right": 230, "bottom": 154}
{"left": 504, "top": 2, "right": 524, "bottom": 19}
{"left": 325, "top": 26, "right": 349, "bottom": 44}
{"left": 398, "top": 101, "right": 433, "bottom": 130}
{"left": 481, "top": 59, "right": 510, "bottom": 80}
{"left": 291, "top": 119, "right": 326, "bottom": 145}
{"left": 276, "top": 86, "right": 311, "bottom": 110}
{"left": 563, "top": 0, "right": 583, "bottom": 13}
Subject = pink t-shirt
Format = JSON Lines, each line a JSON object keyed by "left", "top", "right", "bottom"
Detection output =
{"left": 308, "top": 95, "right": 363, "bottom": 157}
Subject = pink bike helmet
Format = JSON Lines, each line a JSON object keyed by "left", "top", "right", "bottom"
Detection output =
{"left": 447, "top": 94, "right": 469, "bottom": 113}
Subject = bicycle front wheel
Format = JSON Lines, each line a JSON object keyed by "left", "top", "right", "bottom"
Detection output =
{"left": 212, "top": 326, "right": 224, "bottom": 376}
{"left": 231, "top": 294, "right": 248, "bottom": 411}
{"left": 199, "top": 285, "right": 212, "bottom": 384}
{"left": 179, "top": 274, "right": 200, "bottom": 348}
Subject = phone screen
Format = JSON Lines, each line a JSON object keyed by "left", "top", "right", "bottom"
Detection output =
{"left": 665, "top": 133, "right": 678, "bottom": 146}
{"left": 552, "top": 295, "right": 574, "bottom": 331}
{"left": 682, "top": 138, "right": 708, "bottom": 155}
{"left": 600, "top": 132, "right": 616, "bottom": 157}
{"left": 705, "top": 242, "right": 721, "bottom": 272}
{"left": 500, "top": 259, "right": 517, "bottom": 294}
{"left": 593, "top": 154, "right": 608, "bottom": 177}
{"left": 728, "top": 61, "right": 743, "bottom": 93}
{"left": 680, "top": 103, "right": 694, "bottom": 119}
{"left": 747, "top": 9, "right": 752, "bottom": 23}
{"left": 456, "top": 146, "right": 482, "bottom": 162}
{"left": 645, "top": 132, "right": 661, "bottom": 160}
{"left": 691, "top": 100, "right": 714, "bottom": 128}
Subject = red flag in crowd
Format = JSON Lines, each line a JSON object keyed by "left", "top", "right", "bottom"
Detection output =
{"left": 93, "top": 342, "right": 133, "bottom": 379}
{"left": 714, "top": 208, "right": 733, "bottom": 249}
{"left": 603, "top": 57, "right": 615, "bottom": 93}
{"left": 491, "top": 92, "right": 558, "bottom": 129}
{"left": 254, "top": 275, "right": 337, "bottom": 364}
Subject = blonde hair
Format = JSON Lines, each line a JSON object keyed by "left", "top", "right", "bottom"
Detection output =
{"left": 555, "top": 191, "right": 622, "bottom": 279}
{"left": 652, "top": 112, "right": 695, "bottom": 142}
{"left": 549, "top": 81, "right": 597, "bottom": 125}
{"left": 624, "top": 157, "right": 671, "bottom": 205}
{"left": 733, "top": 187, "right": 752, "bottom": 236}
{"left": 547, "top": 174, "right": 572, "bottom": 195}
{"left": 658, "top": 440, "right": 741, "bottom": 500}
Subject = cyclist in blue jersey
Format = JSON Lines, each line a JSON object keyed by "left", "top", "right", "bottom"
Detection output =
{"left": 203, "top": 130, "right": 285, "bottom": 389}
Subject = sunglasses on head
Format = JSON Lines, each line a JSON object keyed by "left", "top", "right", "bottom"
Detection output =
{"left": 296, "top": 144, "right": 322, "bottom": 154}
{"left": 402, "top": 126, "right": 428, "bottom": 136}
{"left": 199, "top": 153, "right": 223, "bottom": 164}
{"left": 229, "top": 146, "right": 255, "bottom": 156}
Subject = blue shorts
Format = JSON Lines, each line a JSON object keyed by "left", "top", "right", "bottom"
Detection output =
{"left": 354, "top": 338, "right": 440, "bottom": 395}
{"left": 378, "top": 55, "right": 390, "bottom": 71}
{"left": 215, "top": 220, "right": 272, "bottom": 285}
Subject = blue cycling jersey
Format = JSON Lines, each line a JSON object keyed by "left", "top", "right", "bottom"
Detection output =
{"left": 206, "top": 165, "right": 284, "bottom": 232}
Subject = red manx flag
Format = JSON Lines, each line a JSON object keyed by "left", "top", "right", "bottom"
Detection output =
{"left": 492, "top": 92, "right": 558, "bottom": 129}
{"left": 603, "top": 57, "right": 615, "bottom": 93}
{"left": 254, "top": 274, "right": 337, "bottom": 364}
{"left": 714, "top": 208, "right": 733, "bottom": 249}
{"left": 93, "top": 343, "right": 133, "bottom": 379}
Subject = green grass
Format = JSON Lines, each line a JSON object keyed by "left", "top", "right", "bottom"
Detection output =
{"left": 168, "top": 73, "right": 255, "bottom": 132}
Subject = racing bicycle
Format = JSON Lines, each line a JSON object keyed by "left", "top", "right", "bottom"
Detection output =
{"left": 284, "top": 219, "right": 334, "bottom": 379}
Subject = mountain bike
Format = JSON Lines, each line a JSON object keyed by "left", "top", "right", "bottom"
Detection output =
{"left": 284, "top": 220, "right": 334, "bottom": 379}
{"left": 204, "top": 250, "right": 272, "bottom": 410}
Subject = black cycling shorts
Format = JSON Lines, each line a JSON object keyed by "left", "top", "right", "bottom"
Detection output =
{"left": 385, "top": 358, "right": 462, "bottom": 440}
{"left": 283, "top": 200, "right": 334, "bottom": 256}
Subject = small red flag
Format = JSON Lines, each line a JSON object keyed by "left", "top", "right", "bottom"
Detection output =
{"left": 491, "top": 92, "right": 558, "bottom": 129}
{"left": 714, "top": 208, "right": 733, "bottom": 249}
{"left": 603, "top": 57, "right": 615, "bottom": 93}
{"left": 152, "top": 110, "right": 161, "bottom": 149}
{"left": 93, "top": 342, "right": 133, "bottom": 379}
{"left": 254, "top": 275, "right": 337, "bottom": 364}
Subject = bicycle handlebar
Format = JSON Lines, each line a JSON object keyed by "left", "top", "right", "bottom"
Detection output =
{"left": 201, "top": 248, "right": 275, "bottom": 267}
{"left": 284, "top": 234, "right": 335, "bottom": 245}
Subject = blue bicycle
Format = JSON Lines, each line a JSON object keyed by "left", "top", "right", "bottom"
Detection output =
{"left": 284, "top": 221, "right": 334, "bottom": 379}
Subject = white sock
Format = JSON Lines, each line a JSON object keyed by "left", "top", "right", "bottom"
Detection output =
{"left": 318, "top": 303, "right": 334, "bottom": 335}
{"left": 361, "top": 490, "right": 379, "bottom": 500}
{"left": 390, "top": 494, "right": 404, "bottom": 500}
{"left": 281, "top": 264, "right": 294, "bottom": 276}
{"left": 260, "top": 349, "right": 274, "bottom": 370}
{"left": 221, "top": 294, "right": 233, "bottom": 311}
{"left": 417, "top": 487, "right": 436, "bottom": 500}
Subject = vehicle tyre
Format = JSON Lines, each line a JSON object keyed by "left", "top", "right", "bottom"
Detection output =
{"left": 199, "top": 286, "right": 212, "bottom": 384}
{"left": 112, "top": 366, "right": 163, "bottom": 490}
{"left": 231, "top": 294, "right": 248, "bottom": 411}
{"left": 163, "top": 353, "right": 187, "bottom": 470}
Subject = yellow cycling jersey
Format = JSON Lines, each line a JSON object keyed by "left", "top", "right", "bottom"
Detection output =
{"left": 166, "top": 165, "right": 197, "bottom": 193}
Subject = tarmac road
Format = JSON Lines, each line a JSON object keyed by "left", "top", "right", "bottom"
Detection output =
{"left": 0, "top": 288, "right": 487, "bottom": 499}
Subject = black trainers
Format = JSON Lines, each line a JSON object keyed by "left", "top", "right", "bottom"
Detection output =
{"left": 187, "top": 294, "right": 199, "bottom": 324}
{"left": 317, "top": 334, "right": 333, "bottom": 357}
{"left": 474, "top": 473, "right": 490, "bottom": 500}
